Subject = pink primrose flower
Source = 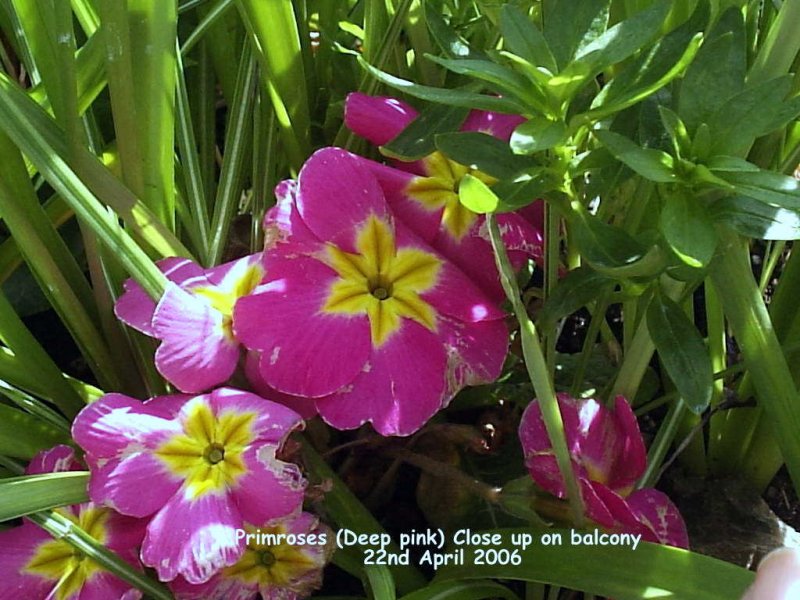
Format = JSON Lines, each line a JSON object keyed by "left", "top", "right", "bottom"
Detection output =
{"left": 71, "top": 388, "right": 306, "bottom": 584}
{"left": 115, "top": 254, "right": 264, "bottom": 393}
{"left": 519, "top": 393, "right": 689, "bottom": 548}
{"left": 345, "top": 92, "right": 544, "bottom": 301}
{"left": 234, "top": 147, "right": 509, "bottom": 436}
{"left": 0, "top": 445, "right": 145, "bottom": 600}
{"left": 168, "top": 512, "right": 333, "bottom": 600}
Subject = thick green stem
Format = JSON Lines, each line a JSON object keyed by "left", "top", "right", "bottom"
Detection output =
{"left": 486, "top": 214, "right": 585, "bottom": 526}
{"left": 709, "top": 229, "right": 800, "bottom": 493}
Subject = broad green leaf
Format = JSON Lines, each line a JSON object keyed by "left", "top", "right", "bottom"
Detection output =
{"left": 356, "top": 56, "right": 527, "bottom": 114}
{"left": 708, "top": 76, "right": 800, "bottom": 157}
{"left": 587, "top": 2, "right": 706, "bottom": 120}
{"left": 677, "top": 9, "right": 746, "bottom": 132}
{"left": 423, "top": 6, "right": 479, "bottom": 59}
{"left": 647, "top": 293, "right": 713, "bottom": 413}
{"left": 541, "top": 0, "right": 610, "bottom": 70}
{"left": 423, "top": 55, "right": 535, "bottom": 105}
{"left": 499, "top": 5, "right": 557, "bottom": 73}
{"left": 594, "top": 130, "right": 676, "bottom": 183}
{"left": 0, "top": 472, "right": 89, "bottom": 520}
{"left": 714, "top": 167, "right": 800, "bottom": 210}
{"left": 660, "top": 191, "right": 717, "bottom": 268}
{"left": 510, "top": 116, "right": 567, "bottom": 154}
{"left": 491, "top": 171, "right": 559, "bottom": 212}
{"left": 435, "top": 529, "right": 753, "bottom": 600}
{"left": 458, "top": 174, "right": 499, "bottom": 214}
{"left": 383, "top": 104, "right": 470, "bottom": 161}
{"left": 536, "top": 266, "right": 615, "bottom": 331}
{"left": 571, "top": 208, "right": 666, "bottom": 278}
{"left": 711, "top": 196, "right": 800, "bottom": 240}
{"left": 400, "top": 580, "right": 519, "bottom": 600}
{"left": 0, "top": 405, "right": 69, "bottom": 460}
{"left": 435, "top": 132, "right": 527, "bottom": 179}
{"left": 658, "top": 106, "right": 691, "bottom": 157}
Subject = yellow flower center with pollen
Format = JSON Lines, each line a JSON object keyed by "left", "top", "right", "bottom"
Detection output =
{"left": 155, "top": 399, "right": 256, "bottom": 499}
{"left": 223, "top": 525, "right": 318, "bottom": 588}
{"left": 405, "top": 151, "right": 497, "bottom": 240}
{"left": 192, "top": 262, "right": 264, "bottom": 339}
{"left": 322, "top": 215, "right": 441, "bottom": 347}
{"left": 24, "top": 508, "right": 109, "bottom": 600}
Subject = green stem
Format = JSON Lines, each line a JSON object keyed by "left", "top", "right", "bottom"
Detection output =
{"left": 486, "top": 214, "right": 585, "bottom": 526}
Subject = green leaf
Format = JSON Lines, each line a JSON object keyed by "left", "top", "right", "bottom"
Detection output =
{"left": 708, "top": 76, "right": 800, "bottom": 157}
{"left": 365, "top": 563, "right": 396, "bottom": 600}
{"left": 0, "top": 405, "right": 69, "bottom": 460}
{"left": 458, "top": 174, "right": 500, "bottom": 214}
{"left": 499, "top": 5, "right": 557, "bottom": 73}
{"left": 711, "top": 196, "right": 800, "bottom": 240}
{"left": 491, "top": 171, "right": 559, "bottom": 212}
{"left": 536, "top": 266, "right": 615, "bottom": 331}
{"left": 423, "top": 55, "right": 534, "bottom": 105}
{"left": 400, "top": 580, "right": 519, "bottom": 600}
{"left": 356, "top": 56, "right": 527, "bottom": 114}
{"left": 510, "top": 116, "right": 567, "bottom": 154}
{"left": 423, "top": 7, "right": 479, "bottom": 60}
{"left": 678, "top": 9, "right": 746, "bottom": 132}
{"left": 660, "top": 191, "right": 717, "bottom": 268}
{"left": 714, "top": 167, "right": 800, "bottom": 210}
{"left": 541, "top": 0, "right": 610, "bottom": 70}
{"left": 658, "top": 105, "right": 691, "bottom": 157}
{"left": 383, "top": 104, "right": 470, "bottom": 161}
{"left": 0, "top": 472, "right": 89, "bottom": 520}
{"left": 587, "top": 2, "right": 706, "bottom": 121}
{"left": 594, "top": 130, "right": 676, "bottom": 182}
{"left": 571, "top": 208, "right": 666, "bottom": 278}
{"left": 435, "top": 529, "right": 753, "bottom": 600}
{"left": 647, "top": 292, "right": 713, "bottom": 413}
{"left": 435, "top": 132, "right": 527, "bottom": 179}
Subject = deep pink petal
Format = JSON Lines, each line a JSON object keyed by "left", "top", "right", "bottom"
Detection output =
{"left": 0, "top": 522, "right": 54, "bottom": 599}
{"left": 462, "top": 110, "right": 525, "bottom": 141}
{"left": 263, "top": 180, "right": 320, "bottom": 251}
{"left": 627, "top": 488, "right": 689, "bottom": 549}
{"left": 87, "top": 452, "right": 181, "bottom": 517}
{"left": 115, "top": 258, "right": 204, "bottom": 336}
{"left": 143, "top": 394, "right": 195, "bottom": 419}
{"left": 72, "top": 393, "right": 179, "bottom": 459}
{"left": 77, "top": 571, "right": 142, "bottom": 600}
{"left": 232, "top": 446, "right": 306, "bottom": 524}
{"left": 152, "top": 284, "right": 240, "bottom": 393}
{"left": 296, "top": 148, "right": 390, "bottom": 252}
{"left": 589, "top": 482, "right": 649, "bottom": 533}
{"left": 244, "top": 353, "right": 319, "bottom": 419}
{"left": 25, "top": 445, "right": 81, "bottom": 475}
{"left": 141, "top": 492, "right": 244, "bottom": 584}
{"left": 438, "top": 317, "right": 508, "bottom": 396}
{"left": 316, "top": 321, "right": 447, "bottom": 436}
{"left": 168, "top": 575, "right": 252, "bottom": 600}
{"left": 102, "top": 511, "right": 148, "bottom": 556}
{"left": 207, "top": 388, "right": 304, "bottom": 446}
{"left": 344, "top": 92, "right": 418, "bottom": 146}
{"left": 497, "top": 211, "right": 544, "bottom": 265}
{"left": 233, "top": 255, "right": 370, "bottom": 398}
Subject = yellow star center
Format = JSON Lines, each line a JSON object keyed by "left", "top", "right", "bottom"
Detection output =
{"left": 192, "top": 262, "right": 264, "bottom": 339}
{"left": 322, "top": 215, "right": 441, "bottom": 347}
{"left": 405, "top": 151, "right": 497, "bottom": 240}
{"left": 24, "top": 508, "right": 109, "bottom": 600}
{"left": 154, "top": 399, "right": 256, "bottom": 499}
{"left": 224, "top": 525, "right": 318, "bottom": 588}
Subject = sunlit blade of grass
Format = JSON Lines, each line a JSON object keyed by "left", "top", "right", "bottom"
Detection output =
{"left": 0, "top": 380, "right": 71, "bottom": 432}
{"left": 0, "top": 289, "right": 84, "bottom": 415}
{"left": 196, "top": 2, "right": 243, "bottom": 103}
{"left": 1, "top": 0, "right": 40, "bottom": 83}
{"left": 0, "top": 131, "right": 122, "bottom": 391}
{"left": 71, "top": 0, "right": 99, "bottom": 35}
{"left": 28, "top": 510, "right": 174, "bottom": 600}
{"left": 175, "top": 45, "right": 211, "bottom": 264}
{"left": 0, "top": 405, "right": 70, "bottom": 460}
{"left": 0, "top": 473, "right": 89, "bottom": 520}
{"left": 125, "top": 0, "right": 177, "bottom": 229}
{"left": 0, "top": 74, "right": 174, "bottom": 300}
{"left": 250, "top": 97, "right": 278, "bottom": 252}
{"left": 208, "top": 42, "right": 257, "bottom": 265}
{"left": 180, "top": 0, "right": 234, "bottom": 57}
{"left": 237, "top": 0, "right": 311, "bottom": 172}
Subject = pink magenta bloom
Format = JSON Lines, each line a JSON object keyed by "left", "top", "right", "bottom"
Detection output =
{"left": 345, "top": 92, "right": 543, "bottom": 301}
{"left": 234, "top": 148, "right": 508, "bottom": 436}
{"left": 72, "top": 388, "right": 306, "bottom": 584}
{"left": 115, "top": 254, "right": 264, "bottom": 393}
{"left": 0, "top": 445, "right": 145, "bottom": 600}
{"left": 519, "top": 394, "right": 688, "bottom": 548}
{"left": 169, "top": 512, "right": 333, "bottom": 600}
